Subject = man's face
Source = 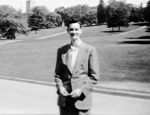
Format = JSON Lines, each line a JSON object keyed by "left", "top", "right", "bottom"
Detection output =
{"left": 67, "top": 22, "right": 82, "bottom": 41}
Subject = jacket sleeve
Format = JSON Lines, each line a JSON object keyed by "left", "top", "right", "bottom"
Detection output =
{"left": 80, "top": 47, "right": 99, "bottom": 96}
{"left": 54, "top": 48, "right": 63, "bottom": 89}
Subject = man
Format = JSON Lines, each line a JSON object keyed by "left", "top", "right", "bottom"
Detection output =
{"left": 54, "top": 19, "right": 99, "bottom": 115}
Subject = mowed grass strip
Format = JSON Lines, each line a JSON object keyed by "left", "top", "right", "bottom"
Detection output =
{"left": 0, "top": 25, "right": 149, "bottom": 83}
{"left": 16, "top": 27, "right": 66, "bottom": 40}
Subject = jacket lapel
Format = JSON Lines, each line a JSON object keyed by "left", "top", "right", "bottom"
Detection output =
{"left": 66, "top": 49, "right": 73, "bottom": 73}
{"left": 62, "top": 44, "right": 70, "bottom": 66}
{"left": 64, "top": 42, "right": 85, "bottom": 74}
{"left": 61, "top": 44, "right": 73, "bottom": 73}
{"left": 72, "top": 42, "right": 85, "bottom": 74}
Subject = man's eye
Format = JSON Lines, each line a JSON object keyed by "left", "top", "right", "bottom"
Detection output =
{"left": 69, "top": 28, "right": 73, "bottom": 31}
{"left": 69, "top": 28, "right": 79, "bottom": 31}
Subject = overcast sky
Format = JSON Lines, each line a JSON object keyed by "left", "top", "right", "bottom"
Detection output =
{"left": 0, "top": 0, "right": 148, "bottom": 12}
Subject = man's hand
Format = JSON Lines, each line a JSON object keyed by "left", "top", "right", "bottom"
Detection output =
{"left": 70, "top": 88, "right": 82, "bottom": 98}
{"left": 59, "top": 86, "right": 69, "bottom": 96}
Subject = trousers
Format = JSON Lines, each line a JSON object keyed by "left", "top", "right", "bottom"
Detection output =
{"left": 59, "top": 97, "right": 90, "bottom": 115}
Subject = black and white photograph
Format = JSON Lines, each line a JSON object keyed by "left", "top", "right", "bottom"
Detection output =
{"left": 0, "top": 0, "right": 150, "bottom": 114}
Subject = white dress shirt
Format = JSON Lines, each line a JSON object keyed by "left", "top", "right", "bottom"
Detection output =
{"left": 68, "top": 39, "right": 81, "bottom": 69}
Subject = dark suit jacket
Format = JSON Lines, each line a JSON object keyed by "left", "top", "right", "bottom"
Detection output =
{"left": 54, "top": 41, "right": 99, "bottom": 110}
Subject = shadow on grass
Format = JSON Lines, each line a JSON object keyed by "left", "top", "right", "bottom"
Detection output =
{"left": 119, "top": 41, "right": 150, "bottom": 45}
{"left": 126, "top": 36, "right": 150, "bottom": 39}
{"left": 0, "top": 38, "right": 15, "bottom": 41}
{"left": 146, "top": 27, "right": 150, "bottom": 32}
{"left": 0, "top": 38, "right": 8, "bottom": 40}
{"left": 119, "top": 36, "right": 150, "bottom": 45}
{"left": 0, "top": 36, "right": 9, "bottom": 40}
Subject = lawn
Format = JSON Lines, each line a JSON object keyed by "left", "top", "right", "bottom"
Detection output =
{"left": 0, "top": 24, "right": 150, "bottom": 83}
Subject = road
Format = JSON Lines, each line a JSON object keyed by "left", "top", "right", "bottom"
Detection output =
{"left": 0, "top": 78, "right": 150, "bottom": 115}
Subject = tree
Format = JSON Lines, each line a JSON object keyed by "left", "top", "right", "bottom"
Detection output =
{"left": 80, "top": 5, "right": 90, "bottom": 24}
{"left": 97, "top": 0, "right": 106, "bottom": 24}
{"left": 0, "top": 5, "right": 20, "bottom": 18}
{"left": 0, "top": 5, "right": 29, "bottom": 39}
{"left": 128, "top": 4, "right": 145, "bottom": 23}
{"left": 129, "top": 7, "right": 140, "bottom": 22}
{"left": 55, "top": 5, "right": 98, "bottom": 26}
{"left": 85, "top": 7, "right": 97, "bottom": 26}
{"left": 28, "top": 14, "right": 42, "bottom": 33}
{"left": 55, "top": 7, "right": 65, "bottom": 22}
{"left": 139, "top": 3, "right": 145, "bottom": 22}
{"left": 106, "top": 0, "right": 129, "bottom": 31}
{"left": 144, "top": 0, "right": 150, "bottom": 24}
{"left": 18, "top": 9, "right": 24, "bottom": 19}
{"left": 46, "top": 12, "right": 62, "bottom": 28}
{"left": 63, "top": 5, "right": 84, "bottom": 25}
{"left": 28, "top": 6, "right": 49, "bottom": 32}
{"left": 58, "top": 5, "right": 90, "bottom": 26}
{"left": 0, "top": 18, "right": 29, "bottom": 39}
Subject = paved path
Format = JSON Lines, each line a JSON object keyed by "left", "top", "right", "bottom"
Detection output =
{"left": 0, "top": 40, "right": 20, "bottom": 45}
{"left": 0, "top": 78, "right": 150, "bottom": 115}
{"left": 0, "top": 26, "right": 146, "bottom": 46}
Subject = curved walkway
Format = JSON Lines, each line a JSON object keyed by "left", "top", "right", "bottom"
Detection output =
{"left": 0, "top": 26, "right": 146, "bottom": 46}
{"left": 0, "top": 78, "right": 150, "bottom": 114}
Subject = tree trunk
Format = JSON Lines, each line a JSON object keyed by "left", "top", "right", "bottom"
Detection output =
{"left": 112, "top": 27, "right": 114, "bottom": 31}
{"left": 118, "top": 26, "right": 120, "bottom": 31}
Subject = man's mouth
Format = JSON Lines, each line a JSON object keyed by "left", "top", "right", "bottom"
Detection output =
{"left": 70, "top": 33, "right": 75, "bottom": 36}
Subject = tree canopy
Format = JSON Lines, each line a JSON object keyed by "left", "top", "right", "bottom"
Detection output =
{"left": 28, "top": 6, "right": 62, "bottom": 33}
{"left": 55, "top": 5, "right": 97, "bottom": 26}
{"left": 0, "top": 5, "right": 29, "bottom": 39}
{"left": 145, "top": 0, "right": 150, "bottom": 24}
{"left": 106, "top": 0, "right": 129, "bottom": 31}
{"left": 97, "top": 0, "right": 106, "bottom": 24}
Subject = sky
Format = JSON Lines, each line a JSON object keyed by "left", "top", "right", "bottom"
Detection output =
{"left": 0, "top": 0, "right": 149, "bottom": 13}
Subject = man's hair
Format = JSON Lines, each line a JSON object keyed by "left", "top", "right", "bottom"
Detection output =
{"left": 66, "top": 19, "right": 81, "bottom": 28}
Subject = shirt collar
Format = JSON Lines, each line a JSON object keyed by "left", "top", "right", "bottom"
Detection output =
{"left": 70, "top": 39, "right": 81, "bottom": 49}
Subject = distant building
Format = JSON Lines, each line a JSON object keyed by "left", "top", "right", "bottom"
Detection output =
{"left": 26, "top": 0, "right": 31, "bottom": 17}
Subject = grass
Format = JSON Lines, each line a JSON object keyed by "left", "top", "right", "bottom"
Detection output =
{"left": 0, "top": 27, "right": 66, "bottom": 41}
{"left": 0, "top": 25, "right": 150, "bottom": 84}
